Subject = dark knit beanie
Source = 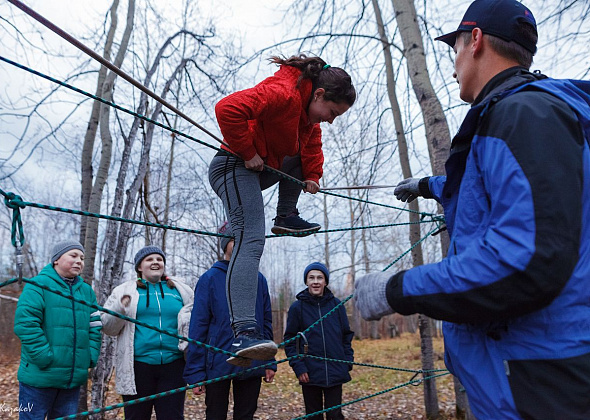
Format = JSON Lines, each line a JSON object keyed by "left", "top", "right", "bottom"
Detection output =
{"left": 304, "top": 262, "right": 330, "bottom": 285}
{"left": 218, "top": 221, "right": 234, "bottom": 254}
{"left": 51, "top": 240, "right": 85, "bottom": 264}
{"left": 134, "top": 246, "right": 166, "bottom": 271}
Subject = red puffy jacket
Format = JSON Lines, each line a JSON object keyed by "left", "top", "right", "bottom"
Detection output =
{"left": 215, "top": 65, "right": 324, "bottom": 183}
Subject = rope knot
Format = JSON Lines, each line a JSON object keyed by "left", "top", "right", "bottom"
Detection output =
{"left": 4, "top": 192, "right": 26, "bottom": 210}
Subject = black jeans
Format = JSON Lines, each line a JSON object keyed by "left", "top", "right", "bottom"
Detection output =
{"left": 205, "top": 377, "right": 262, "bottom": 420}
{"left": 301, "top": 384, "right": 345, "bottom": 420}
{"left": 122, "top": 358, "right": 186, "bottom": 420}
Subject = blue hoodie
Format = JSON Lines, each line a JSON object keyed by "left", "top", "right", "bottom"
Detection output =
{"left": 183, "top": 261, "right": 276, "bottom": 384}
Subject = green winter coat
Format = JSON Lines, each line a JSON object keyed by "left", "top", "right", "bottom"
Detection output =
{"left": 14, "top": 264, "right": 102, "bottom": 389}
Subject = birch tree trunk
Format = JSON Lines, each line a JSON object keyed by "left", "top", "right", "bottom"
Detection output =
{"left": 390, "top": 0, "right": 471, "bottom": 417}
{"left": 81, "top": 0, "right": 136, "bottom": 285}
{"left": 372, "top": 0, "right": 439, "bottom": 417}
{"left": 90, "top": 55, "right": 188, "bottom": 418}
{"left": 80, "top": 0, "right": 119, "bottom": 244}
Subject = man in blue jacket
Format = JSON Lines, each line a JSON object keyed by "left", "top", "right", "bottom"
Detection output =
{"left": 284, "top": 262, "right": 354, "bottom": 420}
{"left": 183, "top": 225, "right": 276, "bottom": 420}
{"left": 355, "top": 1, "right": 590, "bottom": 419}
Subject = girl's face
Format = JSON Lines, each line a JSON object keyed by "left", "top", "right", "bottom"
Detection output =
{"left": 307, "top": 88, "right": 351, "bottom": 125}
{"left": 138, "top": 254, "right": 165, "bottom": 282}
{"left": 53, "top": 250, "right": 85, "bottom": 279}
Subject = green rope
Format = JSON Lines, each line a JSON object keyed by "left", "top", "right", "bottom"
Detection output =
{"left": 15, "top": 276, "right": 237, "bottom": 358}
{"left": 2, "top": 191, "right": 26, "bottom": 247}
{"left": 0, "top": 278, "right": 19, "bottom": 288}
{"left": 54, "top": 357, "right": 294, "bottom": 420}
{"left": 292, "top": 371, "right": 451, "bottom": 419}
{"left": 1, "top": 187, "right": 439, "bottom": 243}
{"left": 381, "top": 223, "right": 443, "bottom": 272}
{"left": 267, "top": 219, "right": 440, "bottom": 238}
{"left": 0, "top": 55, "right": 438, "bottom": 217}
{"left": 302, "top": 354, "right": 448, "bottom": 374}
{"left": 0, "top": 189, "right": 229, "bottom": 240}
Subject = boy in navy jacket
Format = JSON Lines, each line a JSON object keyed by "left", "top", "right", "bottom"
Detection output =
{"left": 284, "top": 262, "right": 354, "bottom": 420}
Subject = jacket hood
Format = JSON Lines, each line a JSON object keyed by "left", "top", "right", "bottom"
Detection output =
{"left": 38, "top": 263, "right": 82, "bottom": 288}
{"left": 296, "top": 287, "right": 335, "bottom": 304}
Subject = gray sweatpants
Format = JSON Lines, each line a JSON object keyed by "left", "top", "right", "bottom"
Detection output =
{"left": 208, "top": 153, "right": 303, "bottom": 333}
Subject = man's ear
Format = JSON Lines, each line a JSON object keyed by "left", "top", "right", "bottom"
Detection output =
{"left": 471, "top": 28, "right": 485, "bottom": 56}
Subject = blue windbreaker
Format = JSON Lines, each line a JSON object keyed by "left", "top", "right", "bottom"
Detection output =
{"left": 386, "top": 68, "right": 590, "bottom": 419}
{"left": 183, "top": 261, "right": 276, "bottom": 384}
{"left": 284, "top": 288, "right": 354, "bottom": 387}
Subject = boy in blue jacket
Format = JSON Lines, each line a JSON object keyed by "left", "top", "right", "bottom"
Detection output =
{"left": 183, "top": 225, "right": 276, "bottom": 420}
{"left": 284, "top": 262, "right": 354, "bottom": 420}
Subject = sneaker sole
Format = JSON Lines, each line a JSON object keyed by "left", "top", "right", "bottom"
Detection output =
{"left": 226, "top": 356, "right": 253, "bottom": 367}
{"left": 234, "top": 342, "right": 278, "bottom": 361}
{"left": 271, "top": 225, "right": 321, "bottom": 236}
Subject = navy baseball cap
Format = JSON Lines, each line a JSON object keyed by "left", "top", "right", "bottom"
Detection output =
{"left": 435, "top": 0, "right": 537, "bottom": 54}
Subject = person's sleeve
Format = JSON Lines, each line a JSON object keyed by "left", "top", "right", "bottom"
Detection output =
{"left": 215, "top": 83, "right": 291, "bottom": 161}
{"left": 100, "top": 286, "right": 127, "bottom": 336}
{"left": 88, "top": 290, "right": 102, "bottom": 367}
{"left": 283, "top": 302, "right": 307, "bottom": 377}
{"left": 13, "top": 283, "right": 53, "bottom": 368}
{"left": 260, "top": 275, "right": 277, "bottom": 371}
{"left": 339, "top": 305, "right": 354, "bottom": 368}
{"left": 177, "top": 284, "right": 194, "bottom": 352}
{"left": 426, "top": 176, "right": 445, "bottom": 202}
{"left": 183, "top": 274, "right": 211, "bottom": 385}
{"left": 386, "top": 94, "right": 584, "bottom": 323}
{"left": 300, "top": 124, "right": 323, "bottom": 184}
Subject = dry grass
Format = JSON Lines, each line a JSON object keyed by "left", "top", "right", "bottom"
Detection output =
{"left": 0, "top": 334, "right": 458, "bottom": 419}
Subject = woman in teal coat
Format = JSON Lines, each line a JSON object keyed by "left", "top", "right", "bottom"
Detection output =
{"left": 14, "top": 240, "right": 102, "bottom": 420}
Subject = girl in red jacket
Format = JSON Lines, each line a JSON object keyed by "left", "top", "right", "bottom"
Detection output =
{"left": 209, "top": 54, "right": 356, "bottom": 363}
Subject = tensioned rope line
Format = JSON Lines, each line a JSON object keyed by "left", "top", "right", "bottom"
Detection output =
{"left": 11, "top": 276, "right": 238, "bottom": 358}
{"left": 302, "top": 354, "right": 447, "bottom": 374}
{"left": 1, "top": 189, "right": 230, "bottom": 240}
{"left": 54, "top": 357, "right": 293, "bottom": 420}
{"left": 0, "top": 55, "right": 434, "bottom": 217}
{"left": 292, "top": 372, "right": 451, "bottom": 420}
{"left": 281, "top": 221, "right": 442, "bottom": 349}
{"left": 0, "top": 189, "right": 437, "bottom": 252}
{"left": 0, "top": 221, "right": 447, "bottom": 418}
{"left": 1, "top": 275, "right": 449, "bottom": 420}
{"left": 6, "top": 0, "right": 224, "bottom": 147}
{"left": 3, "top": 0, "right": 434, "bottom": 218}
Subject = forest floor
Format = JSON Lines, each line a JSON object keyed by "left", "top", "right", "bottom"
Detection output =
{"left": 0, "top": 334, "right": 459, "bottom": 419}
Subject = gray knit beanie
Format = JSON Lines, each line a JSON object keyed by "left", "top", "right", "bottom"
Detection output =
{"left": 134, "top": 245, "right": 166, "bottom": 271}
{"left": 51, "top": 240, "right": 85, "bottom": 264}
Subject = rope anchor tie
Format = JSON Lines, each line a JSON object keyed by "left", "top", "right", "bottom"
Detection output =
{"left": 2, "top": 191, "right": 26, "bottom": 249}
{"left": 410, "top": 370, "right": 424, "bottom": 386}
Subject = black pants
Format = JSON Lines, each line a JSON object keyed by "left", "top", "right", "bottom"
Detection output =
{"left": 205, "top": 376, "right": 262, "bottom": 420}
{"left": 122, "top": 358, "right": 186, "bottom": 420}
{"left": 301, "top": 384, "right": 345, "bottom": 420}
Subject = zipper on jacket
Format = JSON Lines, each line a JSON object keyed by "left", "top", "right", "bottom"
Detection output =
{"left": 154, "top": 283, "right": 164, "bottom": 364}
{"left": 67, "top": 283, "right": 76, "bottom": 388}
{"left": 318, "top": 302, "right": 329, "bottom": 386}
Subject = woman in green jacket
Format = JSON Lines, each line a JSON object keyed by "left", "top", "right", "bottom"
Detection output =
{"left": 14, "top": 240, "right": 102, "bottom": 420}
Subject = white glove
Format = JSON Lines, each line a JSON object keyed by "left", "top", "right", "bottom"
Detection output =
{"left": 354, "top": 272, "right": 394, "bottom": 321}
{"left": 394, "top": 178, "right": 421, "bottom": 203}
